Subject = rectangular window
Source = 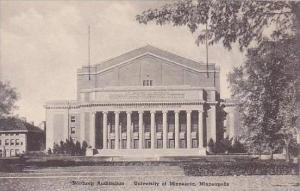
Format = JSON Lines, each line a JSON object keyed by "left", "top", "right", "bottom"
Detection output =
{"left": 169, "top": 139, "right": 175, "bottom": 148}
{"left": 10, "top": 149, "right": 15, "bottom": 157}
{"left": 142, "top": 80, "right": 153, "bottom": 86}
{"left": 121, "top": 140, "right": 126, "bottom": 149}
{"left": 133, "top": 140, "right": 139, "bottom": 149}
{"left": 110, "top": 140, "right": 115, "bottom": 149}
{"left": 192, "top": 139, "right": 198, "bottom": 148}
{"left": 10, "top": 139, "right": 14, "bottom": 145}
{"left": 168, "top": 124, "right": 175, "bottom": 132}
{"left": 70, "top": 116, "right": 76, "bottom": 122}
{"left": 5, "top": 139, "right": 9, "bottom": 145}
{"left": 15, "top": 139, "right": 19, "bottom": 145}
{"left": 157, "top": 139, "right": 163, "bottom": 148}
{"left": 145, "top": 124, "right": 150, "bottom": 132}
{"left": 133, "top": 123, "right": 139, "bottom": 132}
{"left": 15, "top": 149, "right": 19, "bottom": 156}
{"left": 110, "top": 125, "right": 115, "bottom": 133}
{"left": 156, "top": 124, "right": 163, "bottom": 132}
{"left": 180, "top": 124, "right": 187, "bottom": 132}
{"left": 0, "top": 149, "right": 2, "bottom": 157}
{"left": 180, "top": 139, "right": 186, "bottom": 148}
{"left": 192, "top": 124, "right": 198, "bottom": 132}
{"left": 6, "top": 150, "right": 9, "bottom": 157}
{"left": 0, "top": 140, "right": 1, "bottom": 145}
{"left": 71, "top": 127, "right": 76, "bottom": 134}
{"left": 145, "top": 139, "right": 151, "bottom": 149}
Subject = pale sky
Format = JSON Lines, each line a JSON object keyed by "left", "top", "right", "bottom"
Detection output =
{"left": 0, "top": 0, "right": 245, "bottom": 124}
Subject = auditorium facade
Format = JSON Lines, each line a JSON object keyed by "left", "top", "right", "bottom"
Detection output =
{"left": 45, "top": 45, "right": 239, "bottom": 157}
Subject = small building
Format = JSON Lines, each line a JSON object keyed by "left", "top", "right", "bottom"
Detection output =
{"left": 0, "top": 117, "right": 44, "bottom": 157}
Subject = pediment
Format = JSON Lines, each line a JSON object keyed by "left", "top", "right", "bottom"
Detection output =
{"left": 79, "top": 45, "right": 215, "bottom": 75}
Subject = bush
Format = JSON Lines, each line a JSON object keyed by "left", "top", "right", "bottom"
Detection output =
{"left": 49, "top": 138, "right": 87, "bottom": 156}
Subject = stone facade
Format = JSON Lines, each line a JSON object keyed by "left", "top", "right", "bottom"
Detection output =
{"left": 45, "top": 45, "right": 239, "bottom": 157}
{"left": 0, "top": 118, "right": 44, "bottom": 157}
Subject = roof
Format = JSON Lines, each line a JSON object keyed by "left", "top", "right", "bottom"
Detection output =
{"left": 0, "top": 117, "right": 43, "bottom": 133}
{"left": 79, "top": 45, "right": 217, "bottom": 73}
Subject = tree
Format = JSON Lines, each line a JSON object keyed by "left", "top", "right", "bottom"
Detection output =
{"left": 0, "top": 81, "right": 18, "bottom": 118}
{"left": 81, "top": 141, "right": 88, "bottom": 156}
{"left": 136, "top": 0, "right": 300, "bottom": 131}
{"left": 228, "top": 38, "right": 297, "bottom": 157}
{"left": 75, "top": 141, "right": 81, "bottom": 156}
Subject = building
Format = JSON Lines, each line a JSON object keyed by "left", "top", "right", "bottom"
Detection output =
{"left": 0, "top": 117, "right": 44, "bottom": 157}
{"left": 45, "top": 45, "right": 239, "bottom": 157}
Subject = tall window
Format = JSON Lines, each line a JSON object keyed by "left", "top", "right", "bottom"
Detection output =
{"left": 15, "top": 139, "right": 19, "bottom": 145}
{"left": 142, "top": 80, "right": 153, "bottom": 86}
{"left": 10, "top": 139, "right": 15, "bottom": 146}
{"left": 70, "top": 116, "right": 76, "bottom": 123}
{"left": 71, "top": 127, "right": 76, "bottom": 134}
{"left": 5, "top": 139, "right": 9, "bottom": 145}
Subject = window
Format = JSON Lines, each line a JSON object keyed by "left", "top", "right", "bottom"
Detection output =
{"left": 145, "top": 140, "right": 151, "bottom": 149}
{"left": 5, "top": 139, "right": 9, "bottom": 145}
{"left": 192, "top": 124, "right": 198, "bottom": 132}
{"left": 10, "top": 149, "right": 15, "bottom": 157}
{"left": 168, "top": 124, "right": 175, "bottom": 132}
{"left": 192, "top": 139, "right": 198, "bottom": 148}
{"left": 71, "top": 127, "right": 76, "bottom": 134}
{"left": 10, "top": 139, "right": 15, "bottom": 146}
{"left": 133, "top": 140, "right": 139, "bottom": 149}
{"left": 70, "top": 116, "right": 76, "bottom": 123}
{"left": 180, "top": 139, "right": 186, "bottom": 148}
{"left": 121, "top": 140, "right": 126, "bottom": 149}
{"left": 0, "top": 149, "right": 2, "bottom": 157}
{"left": 110, "top": 140, "right": 115, "bottom": 149}
{"left": 142, "top": 80, "right": 153, "bottom": 86}
{"left": 157, "top": 140, "right": 163, "bottom": 148}
{"left": 156, "top": 124, "right": 163, "bottom": 132}
{"left": 15, "top": 149, "right": 19, "bottom": 156}
{"left": 133, "top": 123, "right": 139, "bottom": 132}
{"left": 15, "top": 139, "right": 19, "bottom": 145}
{"left": 0, "top": 140, "right": 1, "bottom": 145}
{"left": 169, "top": 139, "right": 175, "bottom": 148}
{"left": 15, "top": 133, "right": 19, "bottom": 136}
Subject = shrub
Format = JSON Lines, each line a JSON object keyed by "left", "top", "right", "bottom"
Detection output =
{"left": 50, "top": 139, "right": 87, "bottom": 156}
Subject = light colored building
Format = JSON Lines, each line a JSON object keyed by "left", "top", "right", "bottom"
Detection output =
{"left": 0, "top": 117, "right": 44, "bottom": 157}
{"left": 45, "top": 45, "right": 238, "bottom": 157}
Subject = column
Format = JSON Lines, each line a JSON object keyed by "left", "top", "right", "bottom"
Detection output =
{"left": 89, "top": 112, "right": 96, "bottom": 148}
{"left": 150, "top": 111, "right": 156, "bottom": 149}
{"left": 186, "top": 110, "right": 192, "bottom": 149}
{"left": 174, "top": 110, "right": 179, "bottom": 149}
{"left": 198, "top": 108, "right": 204, "bottom": 148}
{"left": 126, "top": 111, "right": 132, "bottom": 149}
{"left": 210, "top": 105, "right": 217, "bottom": 142}
{"left": 162, "top": 110, "right": 168, "bottom": 149}
{"left": 102, "top": 112, "right": 108, "bottom": 149}
{"left": 114, "top": 111, "right": 120, "bottom": 149}
{"left": 138, "top": 111, "right": 144, "bottom": 149}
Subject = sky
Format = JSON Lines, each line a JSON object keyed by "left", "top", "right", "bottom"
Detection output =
{"left": 0, "top": 0, "right": 245, "bottom": 124}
